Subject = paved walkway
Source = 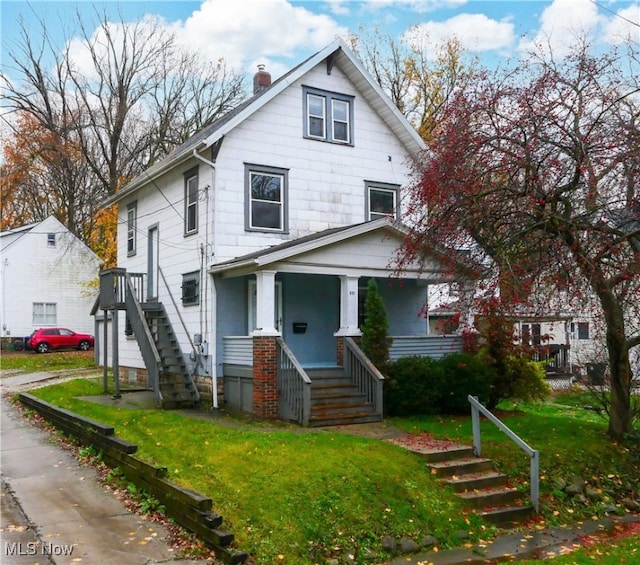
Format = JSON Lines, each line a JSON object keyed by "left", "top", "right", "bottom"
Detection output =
{"left": 0, "top": 372, "right": 206, "bottom": 565}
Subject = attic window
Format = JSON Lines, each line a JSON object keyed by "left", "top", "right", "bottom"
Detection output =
{"left": 366, "top": 181, "right": 400, "bottom": 221}
{"left": 303, "top": 86, "right": 353, "bottom": 145}
{"left": 47, "top": 233, "right": 56, "bottom": 247}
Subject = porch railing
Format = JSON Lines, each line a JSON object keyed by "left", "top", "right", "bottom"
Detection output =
{"left": 99, "top": 268, "right": 145, "bottom": 310}
{"left": 468, "top": 395, "right": 539, "bottom": 512}
{"left": 344, "top": 337, "right": 384, "bottom": 416}
{"left": 388, "top": 335, "right": 464, "bottom": 361}
{"left": 276, "top": 337, "right": 311, "bottom": 426}
{"left": 124, "top": 274, "right": 162, "bottom": 404}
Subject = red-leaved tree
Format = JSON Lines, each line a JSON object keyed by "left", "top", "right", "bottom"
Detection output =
{"left": 399, "top": 41, "right": 640, "bottom": 440}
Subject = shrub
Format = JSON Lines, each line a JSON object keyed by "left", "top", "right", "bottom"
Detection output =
{"left": 360, "top": 278, "right": 392, "bottom": 370}
{"left": 384, "top": 355, "right": 443, "bottom": 417}
{"left": 437, "top": 352, "right": 493, "bottom": 414}
{"left": 384, "top": 352, "right": 493, "bottom": 417}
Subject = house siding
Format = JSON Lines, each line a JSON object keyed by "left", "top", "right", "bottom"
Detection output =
{"left": 1, "top": 217, "right": 101, "bottom": 338}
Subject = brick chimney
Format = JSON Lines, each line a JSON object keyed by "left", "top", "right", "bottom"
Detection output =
{"left": 253, "top": 64, "right": 271, "bottom": 95}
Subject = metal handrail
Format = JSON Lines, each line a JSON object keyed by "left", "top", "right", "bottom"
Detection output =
{"left": 276, "top": 338, "right": 311, "bottom": 426}
{"left": 468, "top": 395, "right": 539, "bottom": 512}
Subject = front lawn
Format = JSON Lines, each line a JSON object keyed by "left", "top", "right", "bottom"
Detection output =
{"left": 21, "top": 379, "right": 640, "bottom": 564}
{"left": 26, "top": 378, "right": 489, "bottom": 565}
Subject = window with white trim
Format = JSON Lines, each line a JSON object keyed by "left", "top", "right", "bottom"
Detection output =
{"left": 365, "top": 181, "right": 400, "bottom": 220}
{"left": 47, "top": 233, "right": 56, "bottom": 247}
{"left": 181, "top": 271, "right": 200, "bottom": 306}
{"left": 127, "top": 202, "right": 137, "bottom": 256}
{"left": 33, "top": 302, "right": 57, "bottom": 326}
{"left": 245, "top": 164, "right": 288, "bottom": 232}
{"left": 303, "top": 86, "right": 353, "bottom": 144}
{"left": 184, "top": 169, "right": 198, "bottom": 235}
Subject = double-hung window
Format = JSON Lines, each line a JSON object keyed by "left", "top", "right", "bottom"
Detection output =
{"left": 365, "top": 181, "right": 400, "bottom": 221}
{"left": 33, "top": 302, "right": 56, "bottom": 325}
{"left": 127, "top": 202, "right": 137, "bottom": 256}
{"left": 184, "top": 168, "right": 198, "bottom": 235}
{"left": 47, "top": 233, "right": 56, "bottom": 247}
{"left": 303, "top": 87, "right": 353, "bottom": 144}
{"left": 245, "top": 164, "right": 288, "bottom": 233}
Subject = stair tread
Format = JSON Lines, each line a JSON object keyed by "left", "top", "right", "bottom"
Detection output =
{"left": 429, "top": 457, "right": 493, "bottom": 468}
{"left": 458, "top": 486, "right": 519, "bottom": 499}
{"left": 443, "top": 471, "right": 507, "bottom": 483}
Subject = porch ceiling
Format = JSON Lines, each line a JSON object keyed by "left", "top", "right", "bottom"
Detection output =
{"left": 209, "top": 219, "right": 452, "bottom": 282}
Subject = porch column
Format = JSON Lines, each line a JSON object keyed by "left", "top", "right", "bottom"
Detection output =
{"left": 335, "top": 275, "right": 361, "bottom": 335}
{"left": 253, "top": 270, "right": 279, "bottom": 336}
{"left": 252, "top": 270, "right": 279, "bottom": 420}
{"left": 335, "top": 275, "right": 361, "bottom": 365}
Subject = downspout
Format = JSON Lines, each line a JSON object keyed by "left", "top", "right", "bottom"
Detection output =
{"left": 192, "top": 149, "right": 218, "bottom": 408}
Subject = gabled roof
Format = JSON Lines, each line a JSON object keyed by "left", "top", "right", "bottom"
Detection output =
{"left": 103, "top": 37, "right": 425, "bottom": 207}
{"left": 0, "top": 216, "right": 103, "bottom": 263}
{"left": 209, "top": 218, "right": 405, "bottom": 275}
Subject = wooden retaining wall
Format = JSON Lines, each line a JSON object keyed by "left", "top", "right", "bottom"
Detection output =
{"left": 18, "top": 393, "right": 247, "bottom": 565}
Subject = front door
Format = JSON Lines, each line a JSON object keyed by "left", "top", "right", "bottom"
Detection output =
{"left": 248, "top": 280, "right": 283, "bottom": 333}
{"left": 147, "top": 225, "right": 159, "bottom": 300}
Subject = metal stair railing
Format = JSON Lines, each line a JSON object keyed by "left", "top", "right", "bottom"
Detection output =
{"left": 124, "top": 274, "right": 162, "bottom": 405}
{"left": 468, "top": 395, "right": 540, "bottom": 512}
{"left": 344, "top": 337, "right": 384, "bottom": 417}
{"left": 276, "top": 338, "right": 311, "bottom": 426}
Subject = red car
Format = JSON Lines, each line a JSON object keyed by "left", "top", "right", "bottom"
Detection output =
{"left": 27, "top": 328, "right": 94, "bottom": 353}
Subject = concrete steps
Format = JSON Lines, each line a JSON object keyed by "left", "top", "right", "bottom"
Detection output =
{"left": 391, "top": 436, "right": 534, "bottom": 527}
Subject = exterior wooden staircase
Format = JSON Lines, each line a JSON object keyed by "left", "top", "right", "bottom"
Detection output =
{"left": 306, "top": 368, "right": 382, "bottom": 427}
{"left": 391, "top": 438, "right": 534, "bottom": 527}
{"left": 143, "top": 303, "right": 200, "bottom": 409}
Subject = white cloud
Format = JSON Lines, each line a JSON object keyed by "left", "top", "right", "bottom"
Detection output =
{"left": 518, "top": 0, "right": 601, "bottom": 57}
{"left": 178, "top": 0, "right": 349, "bottom": 74}
{"left": 603, "top": 4, "right": 640, "bottom": 45}
{"left": 325, "top": 0, "right": 351, "bottom": 16}
{"left": 360, "top": 0, "right": 467, "bottom": 12}
{"left": 403, "top": 13, "right": 515, "bottom": 54}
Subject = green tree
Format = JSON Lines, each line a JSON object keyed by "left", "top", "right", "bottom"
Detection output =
{"left": 360, "top": 278, "right": 392, "bottom": 369}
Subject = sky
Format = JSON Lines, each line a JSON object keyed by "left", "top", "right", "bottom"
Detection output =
{"left": 1, "top": 0, "right": 639, "bottom": 83}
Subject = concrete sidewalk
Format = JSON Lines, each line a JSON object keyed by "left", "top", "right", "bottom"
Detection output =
{"left": 0, "top": 373, "right": 207, "bottom": 565}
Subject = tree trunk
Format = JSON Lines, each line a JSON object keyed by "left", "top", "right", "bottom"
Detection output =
{"left": 604, "top": 306, "right": 633, "bottom": 440}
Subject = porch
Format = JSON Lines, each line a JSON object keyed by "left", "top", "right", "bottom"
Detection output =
{"left": 221, "top": 333, "right": 463, "bottom": 426}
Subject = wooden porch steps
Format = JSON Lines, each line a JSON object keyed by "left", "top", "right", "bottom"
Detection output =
{"left": 307, "top": 370, "right": 382, "bottom": 427}
{"left": 395, "top": 438, "right": 534, "bottom": 527}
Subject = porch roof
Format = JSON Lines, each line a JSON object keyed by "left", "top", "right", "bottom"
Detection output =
{"left": 208, "top": 218, "right": 451, "bottom": 281}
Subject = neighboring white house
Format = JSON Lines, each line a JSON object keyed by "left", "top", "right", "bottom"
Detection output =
{"left": 96, "top": 38, "right": 463, "bottom": 424}
{"left": 0, "top": 216, "right": 102, "bottom": 342}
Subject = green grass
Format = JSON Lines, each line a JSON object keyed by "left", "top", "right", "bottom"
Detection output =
{"left": 19, "top": 376, "right": 640, "bottom": 564}
{"left": 27, "top": 378, "right": 490, "bottom": 564}
{"left": 1, "top": 350, "right": 97, "bottom": 372}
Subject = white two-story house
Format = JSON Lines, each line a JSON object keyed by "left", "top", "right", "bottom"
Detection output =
{"left": 1, "top": 215, "right": 102, "bottom": 346}
{"left": 96, "top": 38, "right": 461, "bottom": 425}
